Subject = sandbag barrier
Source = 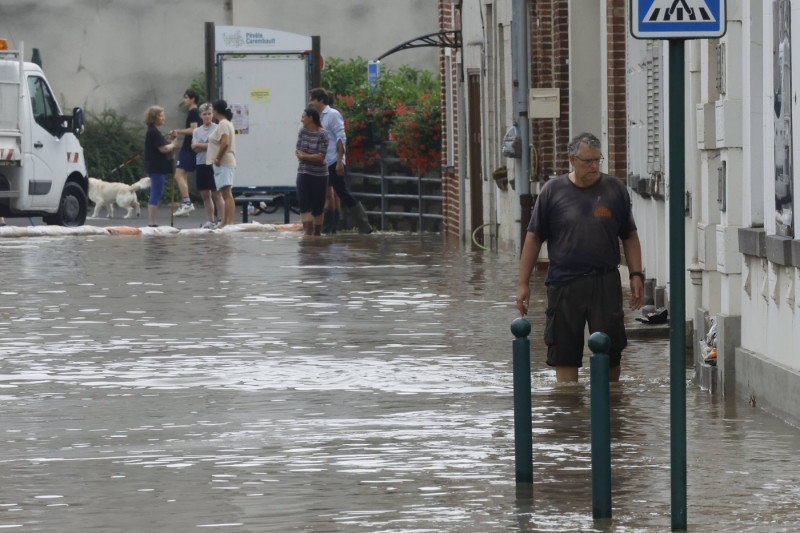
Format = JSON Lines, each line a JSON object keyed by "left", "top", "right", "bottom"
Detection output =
{"left": 0, "top": 222, "right": 303, "bottom": 238}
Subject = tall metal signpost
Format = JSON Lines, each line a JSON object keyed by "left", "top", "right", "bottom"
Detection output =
{"left": 630, "top": 1, "right": 727, "bottom": 530}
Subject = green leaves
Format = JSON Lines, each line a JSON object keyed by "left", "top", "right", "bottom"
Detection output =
{"left": 81, "top": 110, "right": 145, "bottom": 183}
{"left": 321, "top": 58, "right": 440, "bottom": 173}
{"left": 321, "top": 57, "right": 438, "bottom": 104}
{"left": 183, "top": 72, "right": 207, "bottom": 109}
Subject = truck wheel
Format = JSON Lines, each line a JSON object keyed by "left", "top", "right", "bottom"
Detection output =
{"left": 44, "top": 182, "right": 88, "bottom": 226}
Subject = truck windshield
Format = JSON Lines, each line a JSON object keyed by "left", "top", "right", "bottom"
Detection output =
{"left": 27, "top": 75, "right": 62, "bottom": 136}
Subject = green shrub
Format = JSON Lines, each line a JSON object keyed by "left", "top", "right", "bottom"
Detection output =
{"left": 82, "top": 73, "right": 207, "bottom": 205}
{"left": 184, "top": 72, "right": 208, "bottom": 107}
{"left": 322, "top": 58, "right": 438, "bottom": 104}
{"left": 82, "top": 110, "right": 145, "bottom": 184}
{"left": 321, "top": 58, "right": 440, "bottom": 172}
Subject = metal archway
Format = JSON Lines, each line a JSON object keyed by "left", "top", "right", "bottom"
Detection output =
{"left": 375, "top": 31, "right": 461, "bottom": 61}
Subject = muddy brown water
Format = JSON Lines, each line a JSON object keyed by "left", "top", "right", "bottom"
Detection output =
{"left": 0, "top": 232, "right": 798, "bottom": 531}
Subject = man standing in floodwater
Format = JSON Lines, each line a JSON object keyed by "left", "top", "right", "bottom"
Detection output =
{"left": 516, "top": 132, "right": 644, "bottom": 382}
{"left": 308, "top": 88, "right": 372, "bottom": 234}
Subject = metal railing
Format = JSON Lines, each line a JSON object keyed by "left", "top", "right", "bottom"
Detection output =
{"left": 349, "top": 156, "right": 443, "bottom": 232}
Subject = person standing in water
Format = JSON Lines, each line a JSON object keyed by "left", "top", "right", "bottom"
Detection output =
{"left": 205, "top": 100, "right": 237, "bottom": 228}
{"left": 295, "top": 106, "right": 329, "bottom": 235}
{"left": 191, "top": 102, "right": 223, "bottom": 228}
{"left": 143, "top": 105, "right": 178, "bottom": 227}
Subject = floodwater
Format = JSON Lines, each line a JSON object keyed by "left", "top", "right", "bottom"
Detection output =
{"left": 0, "top": 231, "right": 799, "bottom": 532}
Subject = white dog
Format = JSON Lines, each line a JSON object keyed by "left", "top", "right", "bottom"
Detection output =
{"left": 88, "top": 177, "right": 151, "bottom": 219}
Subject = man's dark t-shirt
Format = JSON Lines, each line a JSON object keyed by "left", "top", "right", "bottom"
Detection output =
{"left": 527, "top": 173, "right": 637, "bottom": 286}
{"left": 144, "top": 126, "right": 173, "bottom": 174}
{"left": 181, "top": 107, "right": 201, "bottom": 151}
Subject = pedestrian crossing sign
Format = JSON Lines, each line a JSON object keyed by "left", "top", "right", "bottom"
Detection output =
{"left": 631, "top": 0, "right": 726, "bottom": 39}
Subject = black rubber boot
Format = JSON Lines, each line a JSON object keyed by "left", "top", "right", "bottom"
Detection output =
{"left": 321, "top": 209, "right": 336, "bottom": 234}
{"left": 351, "top": 202, "right": 373, "bottom": 234}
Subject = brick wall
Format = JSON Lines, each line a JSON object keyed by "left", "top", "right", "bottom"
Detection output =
{"left": 606, "top": 0, "right": 628, "bottom": 180}
{"left": 439, "top": 1, "right": 460, "bottom": 237}
{"left": 438, "top": 1, "right": 629, "bottom": 238}
{"left": 530, "top": 0, "right": 571, "bottom": 178}
{"left": 529, "top": 1, "right": 627, "bottom": 181}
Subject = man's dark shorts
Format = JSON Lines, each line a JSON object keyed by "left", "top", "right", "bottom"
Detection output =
{"left": 544, "top": 269, "right": 627, "bottom": 368}
{"left": 196, "top": 164, "right": 217, "bottom": 191}
{"left": 176, "top": 149, "right": 197, "bottom": 171}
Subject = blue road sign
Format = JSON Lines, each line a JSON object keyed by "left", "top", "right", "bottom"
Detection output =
{"left": 368, "top": 61, "right": 380, "bottom": 87}
{"left": 631, "top": 0, "right": 726, "bottom": 39}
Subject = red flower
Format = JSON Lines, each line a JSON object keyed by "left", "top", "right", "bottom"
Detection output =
{"left": 388, "top": 92, "right": 441, "bottom": 175}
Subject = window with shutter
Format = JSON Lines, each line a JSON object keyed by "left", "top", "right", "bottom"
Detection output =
{"left": 646, "top": 42, "right": 664, "bottom": 176}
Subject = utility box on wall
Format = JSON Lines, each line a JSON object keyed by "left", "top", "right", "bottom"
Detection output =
{"left": 696, "top": 103, "right": 716, "bottom": 150}
{"left": 530, "top": 88, "right": 560, "bottom": 119}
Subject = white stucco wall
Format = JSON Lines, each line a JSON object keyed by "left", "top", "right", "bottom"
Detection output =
{"left": 492, "top": 2, "right": 518, "bottom": 254}
{"left": 736, "top": 0, "right": 800, "bottom": 371}
{"left": 625, "top": 0, "right": 800, "bottom": 422}
{"left": 686, "top": 0, "right": 800, "bottom": 392}
{"left": 457, "top": 0, "right": 519, "bottom": 253}
{"left": 569, "top": 0, "right": 602, "bottom": 141}
{"left": 478, "top": 1, "right": 517, "bottom": 253}
{"left": 627, "top": 37, "right": 669, "bottom": 294}
{"left": 0, "top": 0, "right": 439, "bottom": 133}
{"left": 0, "top": 0, "right": 228, "bottom": 130}
{"left": 233, "top": 0, "right": 439, "bottom": 73}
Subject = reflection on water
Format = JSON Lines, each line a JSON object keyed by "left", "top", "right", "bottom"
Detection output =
{"left": 0, "top": 233, "right": 799, "bottom": 531}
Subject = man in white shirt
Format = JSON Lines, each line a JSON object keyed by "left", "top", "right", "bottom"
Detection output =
{"left": 308, "top": 87, "right": 372, "bottom": 233}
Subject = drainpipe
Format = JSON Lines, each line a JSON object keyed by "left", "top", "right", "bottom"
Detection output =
{"left": 458, "top": 71, "right": 468, "bottom": 244}
{"left": 512, "top": 0, "right": 532, "bottom": 255}
{"left": 456, "top": 1, "right": 467, "bottom": 244}
{"left": 205, "top": 22, "right": 216, "bottom": 99}
{"left": 687, "top": 40, "right": 703, "bottom": 331}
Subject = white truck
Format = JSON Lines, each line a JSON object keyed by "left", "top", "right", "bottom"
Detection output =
{"left": 0, "top": 39, "right": 88, "bottom": 226}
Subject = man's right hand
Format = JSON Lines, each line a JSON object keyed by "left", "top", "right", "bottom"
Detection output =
{"left": 516, "top": 285, "right": 530, "bottom": 316}
{"left": 517, "top": 232, "right": 542, "bottom": 317}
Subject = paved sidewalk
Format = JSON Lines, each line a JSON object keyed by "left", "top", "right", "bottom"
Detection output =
{"left": 3, "top": 201, "right": 299, "bottom": 231}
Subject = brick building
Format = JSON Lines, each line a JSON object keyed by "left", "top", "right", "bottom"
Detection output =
{"left": 439, "top": 0, "right": 629, "bottom": 253}
{"left": 443, "top": 0, "right": 800, "bottom": 426}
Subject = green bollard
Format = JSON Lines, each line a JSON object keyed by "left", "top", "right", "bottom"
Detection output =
{"left": 589, "top": 331, "right": 612, "bottom": 520}
{"left": 511, "top": 317, "right": 533, "bottom": 485}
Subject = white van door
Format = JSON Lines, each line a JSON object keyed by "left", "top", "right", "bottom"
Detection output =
{"left": 26, "top": 74, "right": 67, "bottom": 208}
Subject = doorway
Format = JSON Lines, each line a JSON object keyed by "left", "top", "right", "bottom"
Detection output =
{"left": 468, "top": 73, "right": 484, "bottom": 247}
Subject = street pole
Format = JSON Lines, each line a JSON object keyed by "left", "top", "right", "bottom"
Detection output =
{"left": 204, "top": 22, "right": 215, "bottom": 100}
{"left": 311, "top": 36, "right": 321, "bottom": 89}
{"left": 512, "top": 0, "right": 531, "bottom": 255}
{"left": 668, "top": 38, "right": 687, "bottom": 532}
{"left": 632, "top": 2, "right": 726, "bottom": 528}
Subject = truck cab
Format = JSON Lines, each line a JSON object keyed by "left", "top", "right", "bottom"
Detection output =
{"left": 0, "top": 39, "right": 88, "bottom": 226}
